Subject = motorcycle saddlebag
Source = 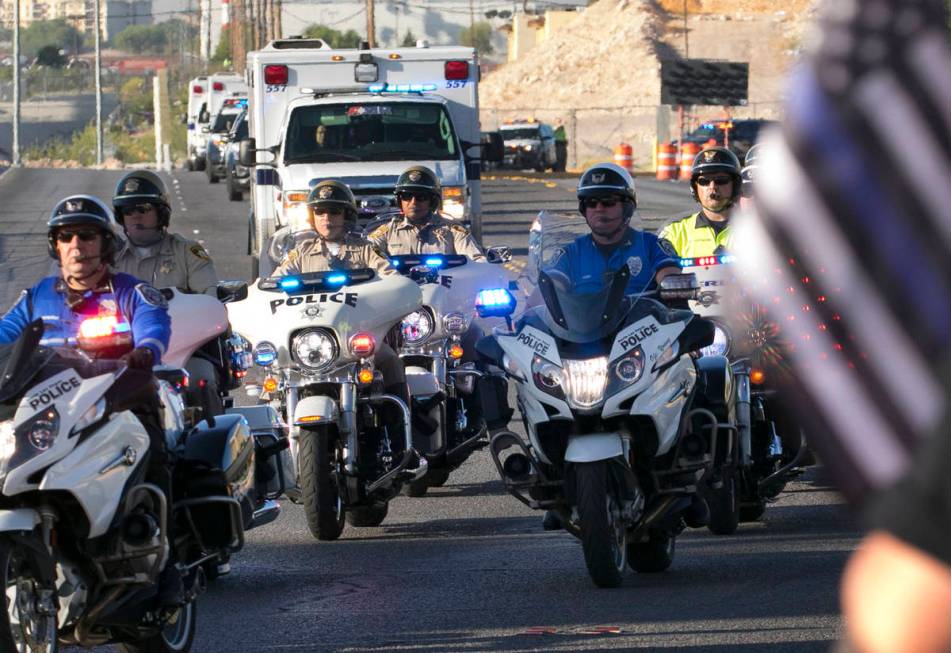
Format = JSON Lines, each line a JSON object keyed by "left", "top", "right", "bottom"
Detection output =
{"left": 478, "top": 372, "right": 514, "bottom": 430}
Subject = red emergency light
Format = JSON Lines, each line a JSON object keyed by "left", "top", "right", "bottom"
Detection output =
{"left": 192, "top": 84, "right": 204, "bottom": 94}
{"left": 264, "top": 65, "right": 288, "bottom": 85}
{"left": 212, "top": 81, "right": 224, "bottom": 91}
{"left": 444, "top": 60, "right": 468, "bottom": 80}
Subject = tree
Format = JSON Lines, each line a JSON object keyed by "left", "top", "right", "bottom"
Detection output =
{"left": 213, "top": 25, "right": 232, "bottom": 64}
{"left": 34, "top": 45, "right": 66, "bottom": 67}
{"left": 301, "top": 24, "right": 363, "bottom": 48}
{"left": 21, "top": 20, "right": 83, "bottom": 58}
{"left": 400, "top": 29, "right": 417, "bottom": 47}
{"left": 458, "top": 22, "right": 494, "bottom": 55}
{"left": 113, "top": 25, "right": 168, "bottom": 54}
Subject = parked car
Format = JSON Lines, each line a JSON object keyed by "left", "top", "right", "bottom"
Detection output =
{"left": 676, "top": 119, "right": 776, "bottom": 160}
{"left": 225, "top": 109, "right": 250, "bottom": 201}
{"left": 499, "top": 119, "right": 557, "bottom": 172}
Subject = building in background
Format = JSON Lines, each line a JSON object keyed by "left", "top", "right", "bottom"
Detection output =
{"left": 0, "top": 0, "right": 151, "bottom": 40}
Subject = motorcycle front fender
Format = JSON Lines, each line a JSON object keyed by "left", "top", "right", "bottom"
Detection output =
{"left": 0, "top": 508, "right": 40, "bottom": 533}
{"left": 564, "top": 433, "right": 624, "bottom": 463}
{"left": 293, "top": 395, "right": 339, "bottom": 426}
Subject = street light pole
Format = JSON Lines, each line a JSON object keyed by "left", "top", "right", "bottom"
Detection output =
{"left": 12, "top": 0, "right": 20, "bottom": 167}
{"left": 94, "top": 0, "right": 103, "bottom": 165}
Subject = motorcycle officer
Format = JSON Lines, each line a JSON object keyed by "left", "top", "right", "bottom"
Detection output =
{"left": 112, "top": 170, "right": 230, "bottom": 416}
{"left": 112, "top": 170, "right": 219, "bottom": 296}
{"left": 370, "top": 165, "right": 486, "bottom": 362}
{"left": 0, "top": 195, "right": 184, "bottom": 604}
{"left": 275, "top": 180, "right": 409, "bottom": 406}
{"left": 738, "top": 143, "right": 760, "bottom": 211}
{"left": 658, "top": 147, "right": 742, "bottom": 258}
{"left": 551, "top": 162, "right": 680, "bottom": 294}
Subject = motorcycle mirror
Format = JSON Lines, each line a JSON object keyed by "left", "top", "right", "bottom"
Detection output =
{"left": 485, "top": 246, "right": 511, "bottom": 264}
{"left": 217, "top": 280, "right": 249, "bottom": 303}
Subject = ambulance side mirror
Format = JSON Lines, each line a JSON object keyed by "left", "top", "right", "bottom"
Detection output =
{"left": 239, "top": 138, "right": 276, "bottom": 167}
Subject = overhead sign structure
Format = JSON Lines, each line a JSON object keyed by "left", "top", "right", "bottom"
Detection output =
{"left": 660, "top": 59, "right": 749, "bottom": 106}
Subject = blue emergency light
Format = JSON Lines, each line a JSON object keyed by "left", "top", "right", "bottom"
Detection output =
{"left": 325, "top": 273, "right": 348, "bottom": 285}
{"left": 424, "top": 257, "right": 444, "bottom": 268}
{"left": 475, "top": 288, "right": 516, "bottom": 318}
{"left": 368, "top": 83, "right": 438, "bottom": 94}
{"left": 279, "top": 277, "right": 302, "bottom": 291}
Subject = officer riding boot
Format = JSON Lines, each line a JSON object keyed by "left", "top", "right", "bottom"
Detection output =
{"left": 542, "top": 510, "right": 564, "bottom": 531}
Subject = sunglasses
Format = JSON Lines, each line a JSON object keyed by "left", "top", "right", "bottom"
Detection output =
{"left": 314, "top": 207, "right": 345, "bottom": 216}
{"left": 582, "top": 196, "right": 623, "bottom": 209}
{"left": 398, "top": 192, "right": 431, "bottom": 203}
{"left": 696, "top": 176, "right": 733, "bottom": 187}
{"left": 122, "top": 204, "right": 155, "bottom": 216}
{"left": 55, "top": 229, "right": 100, "bottom": 243}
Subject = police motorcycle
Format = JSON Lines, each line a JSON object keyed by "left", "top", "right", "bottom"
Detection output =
{"left": 226, "top": 226, "right": 431, "bottom": 540}
{"left": 0, "top": 307, "right": 284, "bottom": 651}
{"left": 683, "top": 254, "right": 810, "bottom": 534}
{"left": 361, "top": 214, "right": 513, "bottom": 497}
{"left": 481, "top": 212, "right": 735, "bottom": 588}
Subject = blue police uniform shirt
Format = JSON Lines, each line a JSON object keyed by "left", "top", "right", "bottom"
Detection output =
{"left": 550, "top": 228, "right": 679, "bottom": 295}
{"left": 0, "top": 272, "right": 171, "bottom": 362}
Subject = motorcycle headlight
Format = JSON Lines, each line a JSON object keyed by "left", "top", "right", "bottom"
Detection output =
{"left": 562, "top": 357, "right": 608, "bottom": 409}
{"left": 291, "top": 328, "right": 338, "bottom": 373}
{"left": 522, "top": 144, "right": 534, "bottom": 151}
{"left": 701, "top": 325, "right": 731, "bottom": 358}
{"left": 401, "top": 310, "right": 434, "bottom": 345}
{"left": 531, "top": 358, "right": 565, "bottom": 400}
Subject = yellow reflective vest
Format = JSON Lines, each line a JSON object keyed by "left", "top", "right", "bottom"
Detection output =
{"left": 657, "top": 212, "right": 732, "bottom": 258}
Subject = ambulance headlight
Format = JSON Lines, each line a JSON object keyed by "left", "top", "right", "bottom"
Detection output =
{"left": 291, "top": 328, "right": 338, "bottom": 373}
{"left": 441, "top": 185, "right": 465, "bottom": 220}
{"left": 282, "top": 191, "right": 311, "bottom": 230}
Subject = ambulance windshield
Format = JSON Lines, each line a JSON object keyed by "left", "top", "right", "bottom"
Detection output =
{"left": 284, "top": 102, "right": 459, "bottom": 164}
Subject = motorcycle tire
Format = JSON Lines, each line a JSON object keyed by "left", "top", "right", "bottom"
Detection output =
{"left": 706, "top": 470, "right": 740, "bottom": 535}
{"left": 627, "top": 529, "right": 676, "bottom": 573}
{"left": 575, "top": 461, "right": 627, "bottom": 588}
{"left": 346, "top": 502, "right": 389, "bottom": 527}
{"left": 0, "top": 536, "right": 59, "bottom": 653}
{"left": 405, "top": 479, "right": 429, "bottom": 497}
{"left": 299, "top": 426, "right": 346, "bottom": 541}
{"left": 118, "top": 601, "right": 197, "bottom": 653}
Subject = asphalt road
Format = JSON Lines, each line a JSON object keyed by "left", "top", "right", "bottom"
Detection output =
{"left": 0, "top": 167, "right": 856, "bottom": 652}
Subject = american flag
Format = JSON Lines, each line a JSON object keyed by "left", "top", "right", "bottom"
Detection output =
{"left": 736, "top": 0, "right": 951, "bottom": 503}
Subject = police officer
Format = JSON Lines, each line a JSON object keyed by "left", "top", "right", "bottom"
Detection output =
{"left": 738, "top": 143, "right": 760, "bottom": 211}
{"left": 276, "top": 180, "right": 408, "bottom": 405}
{"left": 112, "top": 170, "right": 219, "bottom": 296}
{"left": 658, "top": 147, "right": 742, "bottom": 258}
{"left": 0, "top": 195, "right": 183, "bottom": 604}
{"left": 368, "top": 165, "right": 485, "bottom": 261}
{"left": 551, "top": 162, "right": 680, "bottom": 295}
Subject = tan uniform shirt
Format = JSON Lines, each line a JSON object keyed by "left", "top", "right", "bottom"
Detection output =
{"left": 113, "top": 232, "right": 219, "bottom": 296}
{"left": 274, "top": 233, "right": 395, "bottom": 278}
{"left": 368, "top": 213, "right": 485, "bottom": 261}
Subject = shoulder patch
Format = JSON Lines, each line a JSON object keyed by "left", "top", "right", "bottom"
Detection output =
{"left": 368, "top": 224, "right": 390, "bottom": 239}
{"left": 449, "top": 223, "right": 468, "bottom": 234}
{"left": 286, "top": 249, "right": 300, "bottom": 262}
{"left": 135, "top": 283, "right": 168, "bottom": 309}
{"left": 658, "top": 238, "right": 678, "bottom": 258}
{"left": 189, "top": 243, "right": 211, "bottom": 262}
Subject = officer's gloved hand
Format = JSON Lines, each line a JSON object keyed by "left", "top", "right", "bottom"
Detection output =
{"left": 121, "top": 346, "right": 155, "bottom": 371}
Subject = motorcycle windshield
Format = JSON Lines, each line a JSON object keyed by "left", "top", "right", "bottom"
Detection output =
{"left": 260, "top": 226, "right": 319, "bottom": 279}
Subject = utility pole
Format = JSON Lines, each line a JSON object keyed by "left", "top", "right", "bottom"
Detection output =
{"left": 274, "top": 0, "right": 282, "bottom": 39}
{"left": 233, "top": 0, "right": 247, "bottom": 72}
{"left": 683, "top": 0, "right": 689, "bottom": 58}
{"left": 94, "top": 0, "right": 103, "bottom": 165}
{"left": 11, "top": 0, "right": 20, "bottom": 167}
{"left": 469, "top": 0, "right": 474, "bottom": 32}
{"left": 366, "top": 0, "right": 376, "bottom": 47}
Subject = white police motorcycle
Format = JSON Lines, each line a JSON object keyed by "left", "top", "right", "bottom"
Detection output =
{"left": 481, "top": 212, "right": 735, "bottom": 588}
{"left": 681, "top": 254, "right": 809, "bottom": 534}
{"left": 0, "top": 291, "right": 284, "bottom": 652}
{"left": 227, "top": 227, "right": 432, "bottom": 540}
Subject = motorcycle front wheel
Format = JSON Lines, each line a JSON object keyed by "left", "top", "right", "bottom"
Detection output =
{"left": 0, "top": 535, "right": 59, "bottom": 653}
{"left": 706, "top": 470, "right": 740, "bottom": 535}
{"left": 575, "top": 461, "right": 627, "bottom": 588}
{"left": 119, "top": 600, "right": 196, "bottom": 653}
{"left": 346, "top": 502, "right": 389, "bottom": 527}
{"left": 299, "top": 425, "right": 346, "bottom": 541}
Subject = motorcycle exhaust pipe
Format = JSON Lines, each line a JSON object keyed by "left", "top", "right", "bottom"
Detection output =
{"left": 501, "top": 452, "right": 534, "bottom": 483}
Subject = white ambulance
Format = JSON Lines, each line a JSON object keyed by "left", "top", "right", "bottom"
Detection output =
{"left": 240, "top": 38, "right": 490, "bottom": 270}
{"left": 186, "top": 72, "right": 248, "bottom": 171}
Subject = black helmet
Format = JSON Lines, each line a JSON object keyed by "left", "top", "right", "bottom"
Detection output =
{"left": 307, "top": 180, "right": 357, "bottom": 219}
{"left": 394, "top": 165, "right": 442, "bottom": 207}
{"left": 740, "top": 144, "right": 762, "bottom": 196}
{"left": 743, "top": 143, "right": 762, "bottom": 168}
{"left": 690, "top": 147, "right": 742, "bottom": 204}
{"left": 576, "top": 162, "right": 637, "bottom": 217}
{"left": 113, "top": 170, "right": 171, "bottom": 227}
{"left": 47, "top": 195, "right": 118, "bottom": 262}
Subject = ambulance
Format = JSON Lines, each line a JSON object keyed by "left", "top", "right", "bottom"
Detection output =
{"left": 240, "top": 38, "right": 491, "bottom": 270}
{"left": 187, "top": 72, "right": 248, "bottom": 171}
